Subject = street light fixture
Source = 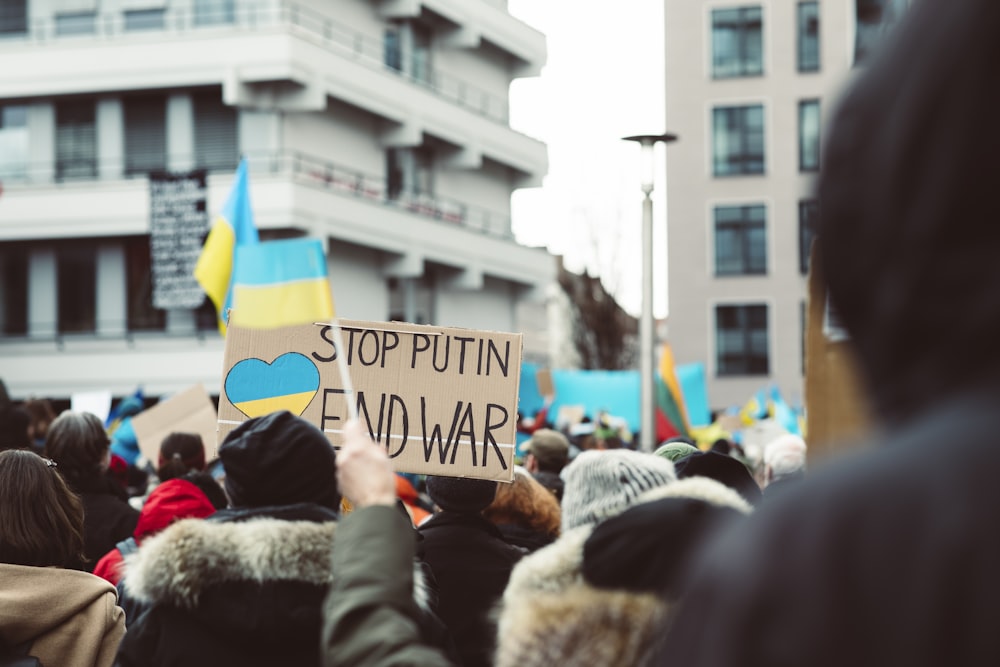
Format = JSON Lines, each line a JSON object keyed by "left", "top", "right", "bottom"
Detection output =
{"left": 622, "top": 132, "right": 678, "bottom": 453}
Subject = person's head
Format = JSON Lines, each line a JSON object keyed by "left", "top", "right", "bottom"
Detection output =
{"left": 45, "top": 410, "right": 111, "bottom": 483}
{"left": 157, "top": 432, "right": 207, "bottom": 481}
{"left": 425, "top": 475, "right": 497, "bottom": 514}
{"left": 673, "top": 451, "right": 763, "bottom": 506}
{"left": 819, "top": 0, "right": 1000, "bottom": 422}
{"left": 218, "top": 411, "right": 340, "bottom": 511}
{"left": 560, "top": 449, "right": 677, "bottom": 532}
{"left": 0, "top": 406, "right": 32, "bottom": 452}
{"left": 763, "top": 434, "right": 807, "bottom": 485}
{"left": 483, "top": 467, "right": 561, "bottom": 538}
{"left": 654, "top": 440, "right": 699, "bottom": 463}
{"left": 522, "top": 428, "right": 570, "bottom": 474}
{"left": 0, "top": 450, "right": 85, "bottom": 567}
{"left": 22, "top": 397, "right": 56, "bottom": 443}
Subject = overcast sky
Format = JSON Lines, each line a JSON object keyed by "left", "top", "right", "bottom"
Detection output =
{"left": 507, "top": 0, "right": 669, "bottom": 318}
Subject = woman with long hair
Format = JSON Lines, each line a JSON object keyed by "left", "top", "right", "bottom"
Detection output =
{"left": 0, "top": 450, "right": 125, "bottom": 665}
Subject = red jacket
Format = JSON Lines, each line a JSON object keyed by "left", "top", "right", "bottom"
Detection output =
{"left": 92, "top": 479, "right": 216, "bottom": 586}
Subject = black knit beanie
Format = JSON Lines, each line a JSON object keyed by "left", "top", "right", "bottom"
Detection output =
{"left": 426, "top": 475, "right": 497, "bottom": 513}
{"left": 219, "top": 411, "right": 340, "bottom": 511}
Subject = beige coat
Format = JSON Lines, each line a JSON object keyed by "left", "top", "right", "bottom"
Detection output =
{"left": 0, "top": 563, "right": 125, "bottom": 667}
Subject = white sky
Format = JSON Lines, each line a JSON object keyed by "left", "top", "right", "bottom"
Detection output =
{"left": 507, "top": 0, "right": 669, "bottom": 318}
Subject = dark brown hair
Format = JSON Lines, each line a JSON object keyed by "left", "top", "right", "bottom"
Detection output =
{"left": 157, "top": 432, "right": 207, "bottom": 481}
{"left": 45, "top": 411, "right": 110, "bottom": 484}
{"left": 0, "top": 450, "right": 85, "bottom": 567}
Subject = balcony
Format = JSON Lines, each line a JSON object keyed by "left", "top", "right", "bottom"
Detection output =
{"left": 0, "top": 1, "right": 547, "bottom": 180}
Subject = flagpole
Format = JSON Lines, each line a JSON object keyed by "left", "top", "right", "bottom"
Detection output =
{"left": 328, "top": 319, "right": 359, "bottom": 422}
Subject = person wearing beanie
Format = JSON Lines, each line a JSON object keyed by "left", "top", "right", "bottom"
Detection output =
{"left": 673, "top": 450, "right": 764, "bottom": 506}
{"left": 654, "top": 440, "right": 700, "bottom": 463}
{"left": 522, "top": 428, "right": 570, "bottom": 501}
{"left": 418, "top": 474, "right": 525, "bottom": 667}
{"left": 116, "top": 411, "right": 392, "bottom": 666}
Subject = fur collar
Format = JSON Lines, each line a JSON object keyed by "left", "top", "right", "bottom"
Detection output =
{"left": 123, "top": 517, "right": 338, "bottom": 608}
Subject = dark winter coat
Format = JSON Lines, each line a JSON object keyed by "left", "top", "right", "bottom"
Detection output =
{"left": 114, "top": 503, "right": 350, "bottom": 666}
{"left": 658, "top": 2, "right": 1000, "bottom": 665}
{"left": 69, "top": 473, "right": 140, "bottom": 571}
{"left": 417, "top": 511, "right": 524, "bottom": 667}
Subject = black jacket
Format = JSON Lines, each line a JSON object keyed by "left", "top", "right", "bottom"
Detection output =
{"left": 660, "top": 2, "right": 1000, "bottom": 665}
{"left": 70, "top": 473, "right": 140, "bottom": 571}
{"left": 418, "top": 511, "right": 524, "bottom": 667}
{"left": 115, "top": 503, "right": 340, "bottom": 666}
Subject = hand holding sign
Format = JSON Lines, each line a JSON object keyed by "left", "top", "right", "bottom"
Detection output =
{"left": 336, "top": 420, "right": 397, "bottom": 508}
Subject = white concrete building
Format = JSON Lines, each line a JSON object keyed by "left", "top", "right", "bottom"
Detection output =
{"left": 664, "top": 1, "right": 904, "bottom": 411}
{"left": 0, "top": 0, "right": 553, "bottom": 401}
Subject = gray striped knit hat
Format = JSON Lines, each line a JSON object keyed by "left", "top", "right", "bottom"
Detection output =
{"left": 561, "top": 449, "right": 677, "bottom": 532}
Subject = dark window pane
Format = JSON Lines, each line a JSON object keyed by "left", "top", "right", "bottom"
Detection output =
{"left": 384, "top": 28, "right": 402, "bottom": 71}
{"left": 56, "top": 100, "right": 96, "bottom": 181}
{"left": 194, "top": 0, "right": 234, "bottom": 26}
{"left": 716, "top": 304, "right": 770, "bottom": 376}
{"left": 57, "top": 243, "right": 97, "bottom": 334}
{"left": 55, "top": 12, "right": 96, "bottom": 36}
{"left": 0, "top": 0, "right": 27, "bottom": 35}
{"left": 124, "top": 95, "right": 167, "bottom": 176}
{"left": 715, "top": 205, "right": 767, "bottom": 276}
{"left": 800, "top": 200, "right": 819, "bottom": 274}
{"left": 798, "top": 2, "right": 821, "bottom": 72}
{"left": 799, "top": 100, "right": 821, "bottom": 171}
{"left": 712, "top": 7, "right": 764, "bottom": 78}
{"left": 126, "top": 237, "right": 166, "bottom": 332}
{"left": 124, "top": 9, "right": 166, "bottom": 31}
{"left": 713, "top": 105, "right": 766, "bottom": 176}
{"left": 0, "top": 105, "right": 29, "bottom": 181}
{"left": 0, "top": 243, "right": 28, "bottom": 336}
{"left": 855, "top": 0, "right": 908, "bottom": 64}
{"left": 193, "top": 90, "right": 238, "bottom": 172}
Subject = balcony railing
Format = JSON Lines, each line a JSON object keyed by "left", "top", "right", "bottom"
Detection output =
{"left": 0, "top": 149, "right": 515, "bottom": 240}
{"left": 0, "top": 1, "right": 512, "bottom": 125}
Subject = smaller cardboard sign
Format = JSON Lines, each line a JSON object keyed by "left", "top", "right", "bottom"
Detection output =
{"left": 536, "top": 368, "right": 555, "bottom": 400}
{"left": 716, "top": 414, "right": 744, "bottom": 434}
{"left": 131, "top": 384, "right": 219, "bottom": 465}
{"left": 71, "top": 391, "right": 112, "bottom": 423}
{"left": 555, "top": 405, "right": 586, "bottom": 430}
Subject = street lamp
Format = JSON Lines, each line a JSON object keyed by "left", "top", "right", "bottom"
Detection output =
{"left": 622, "top": 132, "right": 678, "bottom": 453}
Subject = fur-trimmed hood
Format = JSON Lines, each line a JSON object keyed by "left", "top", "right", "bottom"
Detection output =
{"left": 123, "top": 517, "right": 338, "bottom": 608}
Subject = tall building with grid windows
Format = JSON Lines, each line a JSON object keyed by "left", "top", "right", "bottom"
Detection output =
{"left": 664, "top": 0, "right": 907, "bottom": 411}
{"left": 0, "top": 0, "right": 553, "bottom": 401}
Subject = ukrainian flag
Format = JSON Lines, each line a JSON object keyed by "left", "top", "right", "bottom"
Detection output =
{"left": 193, "top": 158, "right": 259, "bottom": 335}
{"left": 229, "top": 238, "right": 334, "bottom": 329}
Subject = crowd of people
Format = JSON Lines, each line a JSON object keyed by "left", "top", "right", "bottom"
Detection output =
{"left": 2, "top": 0, "right": 1000, "bottom": 664}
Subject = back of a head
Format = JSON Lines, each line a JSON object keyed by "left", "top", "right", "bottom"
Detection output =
{"left": 763, "top": 434, "right": 807, "bottom": 481}
{"left": 425, "top": 475, "right": 497, "bottom": 514}
{"left": 674, "top": 451, "right": 764, "bottom": 506}
{"left": 483, "top": 467, "right": 560, "bottom": 537}
{"left": 819, "top": 0, "right": 1000, "bottom": 422}
{"left": 45, "top": 410, "right": 110, "bottom": 482}
{"left": 0, "top": 407, "right": 32, "bottom": 452}
{"left": 218, "top": 411, "right": 340, "bottom": 511}
{"left": 23, "top": 397, "right": 56, "bottom": 441}
{"left": 0, "top": 450, "right": 84, "bottom": 568}
{"left": 157, "top": 432, "right": 207, "bottom": 481}
{"left": 561, "top": 449, "right": 677, "bottom": 532}
{"left": 523, "top": 428, "right": 570, "bottom": 472}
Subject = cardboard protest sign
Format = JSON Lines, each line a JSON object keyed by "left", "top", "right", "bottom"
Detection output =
{"left": 555, "top": 405, "right": 586, "bottom": 430}
{"left": 219, "top": 320, "right": 522, "bottom": 482}
{"left": 131, "top": 384, "right": 220, "bottom": 464}
{"left": 536, "top": 368, "right": 555, "bottom": 400}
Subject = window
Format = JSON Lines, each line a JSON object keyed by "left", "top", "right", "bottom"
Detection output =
{"left": 124, "top": 95, "right": 167, "bottom": 176}
{"left": 56, "top": 242, "right": 97, "bottom": 334}
{"left": 712, "top": 105, "right": 765, "bottom": 176}
{"left": 799, "top": 99, "right": 820, "bottom": 171}
{"left": 799, "top": 200, "right": 819, "bottom": 274}
{"left": 711, "top": 7, "right": 763, "bottom": 78}
{"left": 798, "top": 2, "right": 820, "bottom": 72}
{"left": 0, "top": 243, "right": 28, "bottom": 336}
{"left": 855, "top": 0, "right": 908, "bottom": 64}
{"left": 56, "top": 100, "right": 97, "bottom": 181}
{"left": 414, "top": 147, "right": 434, "bottom": 197}
{"left": 124, "top": 9, "right": 166, "bottom": 31}
{"left": 411, "top": 24, "right": 432, "bottom": 85}
{"left": 386, "top": 149, "right": 404, "bottom": 200}
{"left": 193, "top": 91, "right": 238, "bottom": 172}
{"left": 715, "top": 205, "right": 767, "bottom": 276}
{"left": 126, "top": 237, "right": 166, "bottom": 332}
{"left": 0, "top": 0, "right": 27, "bottom": 35}
{"left": 716, "top": 304, "right": 769, "bottom": 376}
{"left": 194, "top": 0, "right": 234, "bottom": 26}
{"left": 0, "top": 105, "right": 28, "bottom": 181}
{"left": 55, "top": 12, "right": 96, "bottom": 36}
{"left": 384, "top": 28, "right": 402, "bottom": 72}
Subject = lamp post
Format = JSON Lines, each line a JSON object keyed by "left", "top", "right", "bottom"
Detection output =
{"left": 622, "top": 132, "right": 678, "bottom": 453}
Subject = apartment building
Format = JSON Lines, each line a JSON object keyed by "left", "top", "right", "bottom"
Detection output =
{"left": 0, "top": 0, "right": 553, "bottom": 401}
{"left": 664, "top": 0, "right": 905, "bottom": 411}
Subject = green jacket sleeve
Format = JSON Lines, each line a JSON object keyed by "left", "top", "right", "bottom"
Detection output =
{"left": 323, "top": 505, "right": 453, "bottom": 667}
